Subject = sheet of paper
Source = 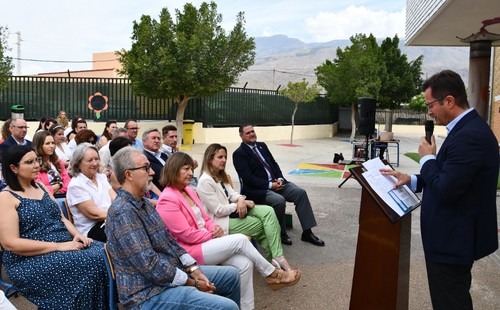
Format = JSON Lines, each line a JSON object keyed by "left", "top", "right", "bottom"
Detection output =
{"left": 361, "top": 158, "right": 420, "bottom": 216}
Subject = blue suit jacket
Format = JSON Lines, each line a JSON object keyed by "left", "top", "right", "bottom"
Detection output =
{"left": 0, "top": 136, "right": 32, "bottom": 155}
{"left": 417, "top": 109, "right": 499, "bottom": 265}
{"left": 143, "top": 150, "right": 167, "bottom": 191}
{"left": 233, "top": 142, "right": 285, "bottom": 203}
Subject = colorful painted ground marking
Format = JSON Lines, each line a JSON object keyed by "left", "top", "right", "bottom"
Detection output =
{"left": 288, "top": 163, "right": 358, "bottom": 179}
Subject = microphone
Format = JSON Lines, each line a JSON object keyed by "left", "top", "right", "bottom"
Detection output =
{"left": 425, "top": 120, "right": 434, "bottom": 144}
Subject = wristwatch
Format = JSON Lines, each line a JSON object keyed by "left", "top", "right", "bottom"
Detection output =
{"left": 187, "top": 265, "right": 199, "bottom": 274}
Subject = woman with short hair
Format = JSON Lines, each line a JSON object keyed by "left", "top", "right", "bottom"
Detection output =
{"left": 66, "top": 143, "right": 116, "bottom": 242}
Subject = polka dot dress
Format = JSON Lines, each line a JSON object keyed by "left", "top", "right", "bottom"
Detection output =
{"left": 2, "top": 190, "right": 109, "bottom": 309}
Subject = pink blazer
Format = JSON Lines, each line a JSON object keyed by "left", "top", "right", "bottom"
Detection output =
{"left": 36, "top": 159, "right": 71, "bottom": 195}
{"left": 156, "top": 186, "right": 217, "bottom": 264}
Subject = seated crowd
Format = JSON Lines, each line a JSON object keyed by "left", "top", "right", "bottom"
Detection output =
{"left": 0, "top": 114, "right": 325, "bottom": 309}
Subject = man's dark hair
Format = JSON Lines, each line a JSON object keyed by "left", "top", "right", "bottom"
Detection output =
{"left": 110, "top": 137, "right": 132, "bottom": 157}
{"left": 238, "top": 123, "right": 253, "bottom": 134}
{"left": 422, "top": 70, "right": 469, "bottom": 109}
{"left": 162, "top": 125, "right": 177, "bottom": 136}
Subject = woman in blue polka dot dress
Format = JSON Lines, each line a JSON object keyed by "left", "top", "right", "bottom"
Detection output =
{"left": 0, "top": 146, "right": 109, "bottom": 309}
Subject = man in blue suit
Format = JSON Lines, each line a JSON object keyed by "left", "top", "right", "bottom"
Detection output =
{"left": 0, "top": 118, "right": 31, "bottom": 149}
{"left": 233, "top": 124, "right": 324, "bottom": 247}
{"left": 382, "top": 70, "right": 499, "bottom": 310}
{"left": 142, "top": 128, "right": 168, "bottom": 191}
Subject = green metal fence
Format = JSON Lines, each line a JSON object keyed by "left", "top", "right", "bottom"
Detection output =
{"left": 0, "top": 76, "right": 338, "bottom": 127}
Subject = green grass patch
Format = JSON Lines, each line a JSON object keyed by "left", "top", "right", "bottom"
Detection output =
{"left": 404, "top": 152, "right": 420, "bottom": 163}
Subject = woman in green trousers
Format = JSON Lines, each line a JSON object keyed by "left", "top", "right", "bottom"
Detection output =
{"left": 197, "top": 143, "right": 292, "bottom": 271}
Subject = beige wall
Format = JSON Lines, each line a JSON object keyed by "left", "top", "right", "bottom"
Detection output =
{"left": 10, "top": 121, "right": 337, "bottom": 145}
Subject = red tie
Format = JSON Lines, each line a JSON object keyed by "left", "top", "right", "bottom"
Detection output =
{"left": 252, "top": 146, "right": 276, "bottom": 180}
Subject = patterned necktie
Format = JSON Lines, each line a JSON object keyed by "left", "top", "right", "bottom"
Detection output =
{"left": 252, "top": 146, "right": 276, "bottom": 180}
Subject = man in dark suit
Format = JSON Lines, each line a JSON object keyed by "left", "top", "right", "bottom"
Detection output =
{"left": 0, "top": 118, "right": 32, "bottom": 158}
{"left": 142, "top": 128, "right": 168, "bottom": 191}
{"left": 382, "top": 70, "right": 498, "bottom": 310}
{"left": 233, "top": 124, "right": 324, "bottom": 246}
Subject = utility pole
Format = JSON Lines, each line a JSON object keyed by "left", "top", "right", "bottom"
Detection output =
{"left": 15, "top": 31, "right": 22, "bottom": 75}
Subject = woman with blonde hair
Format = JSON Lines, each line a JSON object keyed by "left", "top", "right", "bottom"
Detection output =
{"left": 156, "top": 152, "right": 300, "bottom": 310}
{"left": 198, "top": 143, "right": 292, "bottom": 270}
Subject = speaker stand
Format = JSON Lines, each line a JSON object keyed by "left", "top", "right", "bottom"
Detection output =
{"left": 364, "top": 134, "right": 370, "bottom": 161}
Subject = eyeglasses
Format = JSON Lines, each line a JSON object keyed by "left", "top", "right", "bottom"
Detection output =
{"left": 426, "top": 98, "right": 443, "bottom": 110}
{"left": 13, "top": 125, "right": 29, "bottom": 129}
{"left": 18, "top": 157, "right": 42, "bottom": 166}
{"left": 127, "top": 127, "right": 139, "bottom": 131}
{"left": 127, "top": 164, "right": 151, "bottom": 172}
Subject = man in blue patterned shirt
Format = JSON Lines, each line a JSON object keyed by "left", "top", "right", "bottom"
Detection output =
{"left": 105, "top": 147, "right": 240, "bottom": 309}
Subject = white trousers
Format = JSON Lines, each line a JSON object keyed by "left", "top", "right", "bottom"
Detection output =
{"left": 202, "top": 233, "right": 275, "bottom": 310}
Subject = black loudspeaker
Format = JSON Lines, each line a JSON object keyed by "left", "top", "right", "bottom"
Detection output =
{"left": 357, "top": 97, "right": 376, "bottom": 136}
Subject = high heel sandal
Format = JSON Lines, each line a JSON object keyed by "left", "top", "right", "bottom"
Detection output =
{"left": 266, "top": 269, "right": 301, "bottom": 291}
{"left": 272, "top": 256, "right": 291, "bottom": 271}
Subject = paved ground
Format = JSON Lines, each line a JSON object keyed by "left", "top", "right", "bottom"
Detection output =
{"left": 5, "top": 125, "right": 500, "bottom": 309}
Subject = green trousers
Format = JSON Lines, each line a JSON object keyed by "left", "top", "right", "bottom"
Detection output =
{"left": 228, "top": 204, "right": 283, "bottom": 260}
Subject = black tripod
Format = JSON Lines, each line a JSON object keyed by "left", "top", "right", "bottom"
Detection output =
{"left": 338, "top": 134, "right": 369, "bottom": 188}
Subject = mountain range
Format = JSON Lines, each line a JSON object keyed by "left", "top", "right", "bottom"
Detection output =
{"left": 234, "top": 35, "right": 469, "bottom": 90}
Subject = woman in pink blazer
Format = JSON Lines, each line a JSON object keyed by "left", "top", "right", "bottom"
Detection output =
{"left": 156, "top": 152, "right": 300, "bottom": 310}
{"left": 32, "top": 131, "right": 71, "bottom": 197}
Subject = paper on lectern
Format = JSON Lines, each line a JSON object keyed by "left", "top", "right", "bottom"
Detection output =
{"left": 361, "top": 158, "right": 420, "bottom": 217}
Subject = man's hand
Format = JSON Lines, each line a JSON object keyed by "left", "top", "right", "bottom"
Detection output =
{"left": 379, "top": 169, "right": 411, "bottom": 189}
{"left": 272, "top": 179, "right": 284, "bottom": 191}
{"left": 191, "top": 269, "right": 216, "bottom": 293}
{"left": 418, "top": 135, "right": 436, "bottom": 158}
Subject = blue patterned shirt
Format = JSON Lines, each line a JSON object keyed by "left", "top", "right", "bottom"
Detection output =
{"left": 105, "top": 188, "right": 196, "bottom": 309}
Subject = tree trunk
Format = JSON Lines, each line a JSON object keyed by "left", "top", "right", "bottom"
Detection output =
{"left": 175, "top": 96, "right": 191, "bottom": 146}
{"left": 290, "top": 102, "right": 298, "bottom": 144}
{"left": 350, "top": 102, "right": 357, "bottom": 141}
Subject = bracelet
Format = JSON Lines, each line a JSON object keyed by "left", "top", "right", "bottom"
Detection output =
{"left": 194, "top": 279, "right": 199, "bottom": 289}
{"left": 187, "top": 265, "right": 199, "bottom": 274}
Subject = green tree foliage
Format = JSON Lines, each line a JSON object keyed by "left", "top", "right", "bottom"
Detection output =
{"left": 315, "top": 33, "right": 423, "bottom": 140}
{"left": 118, "top": 2, "right": 255, "bottom": 143}
{"left": 409, "top": 92, "right": 426, "bottom": 112}
{"left": 315, "top": 33, "right": 384, "bottom": 140}
{"left": 279, "top": 79, "right": 320, "bottom": 144}
{"left": 378, "top": 35, "right": 423, "bottom": 109}
{"left": 0, "top": 26, "right": 14, "bottom": 91}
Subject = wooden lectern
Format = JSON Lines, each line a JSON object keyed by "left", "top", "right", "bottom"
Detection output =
{"left": 349, "top": 165, "right": 412, "bottom": 310}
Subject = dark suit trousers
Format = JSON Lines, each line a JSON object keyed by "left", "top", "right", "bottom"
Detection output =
{"left": 264, "top": 181, "right": 317, "bottom": 234}
{"left": 425, "top": 260, "right": 473, "bottom": 310}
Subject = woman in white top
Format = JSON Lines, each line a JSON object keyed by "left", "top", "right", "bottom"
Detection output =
{"left": 197, "top": 143, "right": 292, "bottom": 270}
{"left": 49, "top": 124, "right": 71, "bottom": 167}
{"left": 66, "top": 143, "right": 116, "bottom": 242}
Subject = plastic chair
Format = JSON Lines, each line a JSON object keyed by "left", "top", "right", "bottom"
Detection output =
{"left": 0, "top": 247, "right": 19, "bottom": 298}
{"left": 56, "top": 198, "right": 73, "bottom": 223}
{"left": 103, "top": 244, "right": 118, "bottom": 309}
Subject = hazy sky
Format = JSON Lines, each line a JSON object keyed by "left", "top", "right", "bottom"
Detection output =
{"left": 1, "top": 0, "right": 405, "bottom": 75}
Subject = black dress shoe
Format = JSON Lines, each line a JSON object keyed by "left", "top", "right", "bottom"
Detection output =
{"left": 301, "top": 231, "right": 325, "bottom": 246}
{"left": 281, "top": 234, "right": 293, "bottom": 246}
